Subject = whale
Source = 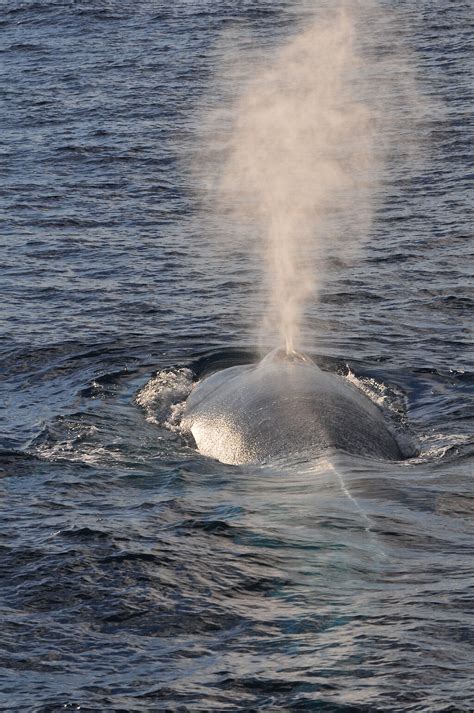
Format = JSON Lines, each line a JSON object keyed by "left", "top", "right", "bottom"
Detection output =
{"left": 181, "top": 349, "right": 404, "bottom": 465}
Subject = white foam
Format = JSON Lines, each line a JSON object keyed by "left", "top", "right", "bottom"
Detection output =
{"left": 135, "top": 367, "right": 194, "bottom": 431}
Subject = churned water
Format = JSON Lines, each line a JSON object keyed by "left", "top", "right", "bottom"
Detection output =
{"left": 1, "top": 1, "right": 473, "bottom": 711}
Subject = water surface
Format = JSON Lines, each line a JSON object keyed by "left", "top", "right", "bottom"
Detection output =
{"left": 1, "top": 1, "right": 473, "bottom": 710}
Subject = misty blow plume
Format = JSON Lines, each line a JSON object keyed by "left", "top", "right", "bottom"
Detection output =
{"left": 197, "top": 2, "right": 420, "bottom": 353}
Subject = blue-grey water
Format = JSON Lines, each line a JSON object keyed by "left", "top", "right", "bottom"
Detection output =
{"left": 1, "top": 1, "right": 473, "bottom": 711}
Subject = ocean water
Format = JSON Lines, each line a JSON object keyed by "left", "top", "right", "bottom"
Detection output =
{"left": 1, "top": 1, "right": 473, "bottom": 711}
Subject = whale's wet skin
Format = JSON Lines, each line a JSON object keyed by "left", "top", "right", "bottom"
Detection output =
{"left": 182, "top": 350, "right": 405, "bottom": 464}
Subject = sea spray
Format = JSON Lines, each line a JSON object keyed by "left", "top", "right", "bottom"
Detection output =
{"left": 196, "top": 2, "right": 422, "bottom": 353}
{"left": 223, "top": 7, "right": 377, "bottom": 353}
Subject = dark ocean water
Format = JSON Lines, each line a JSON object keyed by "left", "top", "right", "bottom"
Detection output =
{"left": 1, "top": 1, "right": 473, "bottom": 711}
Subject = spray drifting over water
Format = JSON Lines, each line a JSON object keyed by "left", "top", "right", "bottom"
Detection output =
{"left": 198, "top": 2, "right": 420, "bottom": 353}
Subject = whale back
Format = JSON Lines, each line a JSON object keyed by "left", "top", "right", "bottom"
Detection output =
{"left": 182, "top": 353, "right": 403, "bottom": 465}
